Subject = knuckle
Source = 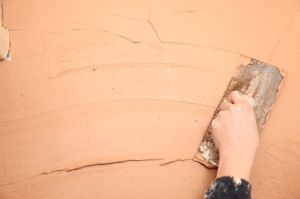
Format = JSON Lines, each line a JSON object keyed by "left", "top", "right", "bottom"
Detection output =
{"left": 218, "top": 111, "right": 226, "bottom": 116}
{"left": 211, "top": 119, "right": 217, "bottom": 126}
{"left": 235, "top": 103, "right": 250, "bottom": 111}
{"left": 231, "top": 104, "right": 240, "bottom": 111}
{"left": 212, "top": 117, "right": 221, "bottom": 126}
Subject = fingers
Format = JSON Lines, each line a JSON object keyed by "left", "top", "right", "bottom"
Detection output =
{"left": 230, "top": 91, "right": 255, "bottom": 108}
{"left": 243, "top": 95, "right": 255, "bottom": 107}
{"left": 230, "top": 91, "right": 245, "bottom": 104}
{"left": 219, "top": 91, "right": 255, "bottom": 117}
{"left": 219, "top": 102, "right": 232, "bottom": 111}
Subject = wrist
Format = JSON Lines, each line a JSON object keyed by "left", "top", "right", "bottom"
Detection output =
{"left": 219, "top": 145, "right": 257, "bottom": 162}
{"left": 217, "top": 151, "right": 256, "bottom": 181}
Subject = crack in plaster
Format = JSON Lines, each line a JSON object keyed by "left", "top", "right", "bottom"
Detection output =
{"left": 68, "top": 20, "right": 141, "bottom": 43}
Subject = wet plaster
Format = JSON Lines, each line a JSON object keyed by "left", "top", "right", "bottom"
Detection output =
{"left": 1, "top": 0, "right": 300, "bottom": 198}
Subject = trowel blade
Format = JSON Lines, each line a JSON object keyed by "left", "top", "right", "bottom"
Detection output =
{"left": 196, "top": 60, "right": 285, "bottom": 167}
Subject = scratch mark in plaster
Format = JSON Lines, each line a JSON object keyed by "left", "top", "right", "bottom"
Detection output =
{"left": 52, "top": 62, "right": 231, "bottom": 79}
{"left": 287, "top": 142, "right": 300, "bottom": 159}
{"left": 0, "top": 159, "right": 160, "bottom": 186}
{"left": 112, "top": 14, "right": 146, "bottom": 23}
{"left": 261, "top": 141, "right": 300, "bottom": 162}
{"left": 174, "top": 10, "right": 198, "bottom": 13}
{"left": 19, "top": 15, "right": 36, "bottom": 28}
{"left": 0, "top": 175, "right": 42, "bottom": 186}
{"left": 147, "top": 10, "right": 162, "bottom": 43}
{"left": 0, "top": 158, "right": 196, "bottom": 186}
{"left": 267, "top": 21, "right": 293, "bottom": 63}
{"left": 162, "top": 41, "right": 240, "bottom": 55}
{"left": 69, "top": 28, "right": 97, "bottom": 32}
{"left": 42, "top": 158, "right": 196, "bottom": 175}
{"left": 1, "top": 98, "right": 215, "bottom": 123}
{"left": 261, "top": 141, "right": 289, "bottom": 152}
{"left": 146, "top": 9, "right": 257, "bottom": 56}
{"left": 160, "top": 158, "right": 193, "bottom": 166}
{"left": 9, "top": 29, "right": 66, "bottom": 34}
{"left": 72, "top": 10, "right": 146, "bottom": 22}
{"left": 146, "top": 12, "right": 241, "bottom": 55}
{"left": 69, "top": 21, "right": 141, "bottom": 43}
{"left": 262, "top": 151, "right": 289, "bottom": 163}
{"left": 41, "top": 158, "right": 163, "bottom": 175}
{"left": 100, "top": 29, "right": 141, "bottom": 43}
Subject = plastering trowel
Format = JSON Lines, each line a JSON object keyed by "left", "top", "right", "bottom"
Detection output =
{"left": 194, "top": 59, "right": 285, "bottom": 168}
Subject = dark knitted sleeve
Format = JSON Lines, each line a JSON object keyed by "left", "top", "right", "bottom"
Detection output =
{"left": 204, "top": 176, "right": 251, "bottom": 199}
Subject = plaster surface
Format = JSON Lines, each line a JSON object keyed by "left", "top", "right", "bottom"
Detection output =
{"left": 1, "top": 0, "right": 300, "bottom": 198}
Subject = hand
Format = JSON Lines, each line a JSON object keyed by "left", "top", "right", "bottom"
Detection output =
{"left": 212, "top": 91, "right": 259, "bottom": 181}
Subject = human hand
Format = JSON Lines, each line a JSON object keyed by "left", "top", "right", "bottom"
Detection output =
{"left": 212, "top": 91, "right": 259, "bottom": 181}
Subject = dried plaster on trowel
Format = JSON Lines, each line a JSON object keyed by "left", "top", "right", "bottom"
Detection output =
{"left": 1, "top": 0, "right": 300, "bottom": 198}
{"left": 195, "top": 60, "right": 286, "bottom": 167}
{"left": 0, "top": 0, "right": 10, "bottom": 60}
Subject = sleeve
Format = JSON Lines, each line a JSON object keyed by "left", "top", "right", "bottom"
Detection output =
{"left": 204, "top": 176, "right": 251, "bottom": 199}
